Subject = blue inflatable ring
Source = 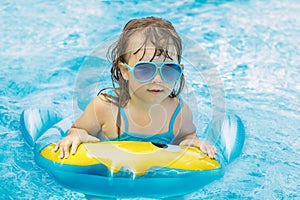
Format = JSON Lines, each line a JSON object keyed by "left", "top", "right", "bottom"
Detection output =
{"left": 20, "top": 108, "right": 245, "bottom": 198}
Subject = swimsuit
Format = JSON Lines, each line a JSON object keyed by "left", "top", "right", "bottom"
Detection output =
{"left": 99, "top": 89, "right": 183, "bottom": 144}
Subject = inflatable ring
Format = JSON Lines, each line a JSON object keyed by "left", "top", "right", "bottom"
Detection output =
{"left": 20, "top": 108, "right": 245, "bottom": 198}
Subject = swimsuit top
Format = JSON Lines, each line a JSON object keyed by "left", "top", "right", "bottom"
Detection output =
{"left": 99, "top": 89, "right": 183, "bottom": 144}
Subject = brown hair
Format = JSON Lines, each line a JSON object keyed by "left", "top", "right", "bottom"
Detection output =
{"left": 100, "top": 16, "right": 185, "bottom": 137}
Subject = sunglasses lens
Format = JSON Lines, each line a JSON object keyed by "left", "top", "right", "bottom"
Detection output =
{"left": 162, "top": 64, "right": 182, "bottom": 83}
{"left": 134, "top": 63, "right": 156, "bottom": 82}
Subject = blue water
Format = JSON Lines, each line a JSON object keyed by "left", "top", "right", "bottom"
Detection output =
{"left": 1, "top": 0, "right": 300, "bottom": 199}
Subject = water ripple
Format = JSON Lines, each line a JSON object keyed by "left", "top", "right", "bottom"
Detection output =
{"left": 1, "top": 0, "right": 300, "bottom": 199}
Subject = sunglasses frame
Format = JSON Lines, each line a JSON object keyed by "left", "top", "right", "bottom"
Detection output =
{"left": 124, "top": 61, "right": 183, "bottom": 84}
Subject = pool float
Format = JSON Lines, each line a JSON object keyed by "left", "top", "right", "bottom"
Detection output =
{"left": 20, "top": 55, "right": 244, "bottom": 198}
{"left": 20, "top": 108, "right": 245, "bottom": 198}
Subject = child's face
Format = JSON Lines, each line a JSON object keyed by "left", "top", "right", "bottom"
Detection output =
{"left": 120, "top": 33, "right": 183, "bottom": 104}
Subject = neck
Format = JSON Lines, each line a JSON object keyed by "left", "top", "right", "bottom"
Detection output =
{"left": 126, "top": 95, "right": 168, "bottom": 129}
{"left": 129, "top": 93, "right": 157, "bottom": 111}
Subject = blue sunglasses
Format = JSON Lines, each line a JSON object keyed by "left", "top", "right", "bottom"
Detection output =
{"left": 124, "top": 62, "right": 183, "bottom": 84}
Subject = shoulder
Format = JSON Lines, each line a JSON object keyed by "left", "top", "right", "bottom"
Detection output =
{"left": 77, "top": 94, "right": 117, "bottom": 128}
{"left": 92, "top": 93, "right": 117, "bottom": 113}
{"left": 80, "top": 89, "right": 117, "bottom": 118}
{"left": 73, "top": 94, "right": 115, "bottom": 134}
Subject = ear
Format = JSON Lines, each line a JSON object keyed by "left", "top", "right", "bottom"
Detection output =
{"left": 118, "top": 62, "right": 129, "bottom": 80}
{"left": 180, "top": 63, "right": 185, "bottom": 70}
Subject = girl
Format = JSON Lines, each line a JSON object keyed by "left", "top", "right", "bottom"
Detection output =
{"left": 54, "top": 16, "right": 217, "bottom": 159}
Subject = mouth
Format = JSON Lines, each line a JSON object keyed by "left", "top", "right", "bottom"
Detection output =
{"left": 147, "top": 89, "right": 164, "bottom": 93}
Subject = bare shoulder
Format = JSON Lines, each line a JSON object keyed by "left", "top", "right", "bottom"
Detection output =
{"left": 78, "top": 94, "right": 116, "bottom": 124}
{"left": 73, "top": 93, "right": 117, "bottom": 136}
{"left": 92, "top": 93, "right": 118, "bottom": 114}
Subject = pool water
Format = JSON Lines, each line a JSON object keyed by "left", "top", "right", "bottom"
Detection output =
{"left": 1, "top": 0, "right": 300, "bottom": 199}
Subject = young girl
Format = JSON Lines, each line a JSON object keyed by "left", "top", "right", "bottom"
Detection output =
{"left": 54, "top": 16, "right": 217, "bottom": 159}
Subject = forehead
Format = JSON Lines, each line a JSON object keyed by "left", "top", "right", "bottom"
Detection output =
{"left": 125, "top": 32, "right": 145, "bottom": 54}
{"left": 125, "top": 32, "right": 178, "bottom": 61}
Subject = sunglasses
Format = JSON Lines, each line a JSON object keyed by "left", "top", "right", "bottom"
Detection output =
{"left": 124, "top": 62, "right": 183, "bottom": 84}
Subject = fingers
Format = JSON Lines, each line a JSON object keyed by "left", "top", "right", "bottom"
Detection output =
{"left": 198, "top": 140, "right": 217, "bottom": 159}
{"left": 58, "top": 140, "right": 72, "bottom": 159}
{"left": 53, "top": 137, "right": 75, "bottom": 159}
{"left": 53, "top": 141, "right": 67, "bottom": 158}
{"left": 61, "top": 143, "right": 70, "bottom": 158}
{"left": 55, "top": 138, "right": 81, "bottom": 158}
{"left": 200, "top": 141, "right": 217, "bottom": 159}
{"left": 207, "top": 146, "right": 217, "bottom": 159}
{"left": 71, "top": 140, "right": 81, "bottom": 155}
{"left": 53, "top": 131, "right": 100, "bottom": 159}
{"left": 179, "top": 139, "right": 217, "bottom": 159}
{"left": 53, "top": 142, "right": 60, "bottom": 152}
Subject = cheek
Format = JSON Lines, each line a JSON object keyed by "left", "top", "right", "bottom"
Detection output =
{"left": 127, "top": 78, "right": 146, "bottom": 94}
{"left": 162, "top": 82, "right": 176, "bottom": 91}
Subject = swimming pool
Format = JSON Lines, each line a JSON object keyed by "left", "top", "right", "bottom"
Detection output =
{"left": 1, "top": 0, "right": 299, "bottom": 199}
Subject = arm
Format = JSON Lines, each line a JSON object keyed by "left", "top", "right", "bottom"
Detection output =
{"left": 54, "top": 96, "right": 104, "bottom": 158}
{"left": 173, "top": 102, "right": 217, "bottom": 159}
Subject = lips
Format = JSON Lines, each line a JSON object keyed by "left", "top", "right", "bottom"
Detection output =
{"left": 147, "top": 89, "right": 163, "bottom": 93}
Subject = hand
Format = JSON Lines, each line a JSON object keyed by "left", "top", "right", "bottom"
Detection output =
{"left": 53, "top": 128, "right": 99, "bottom": 159}
{"left": 198, "top": 140, "right": 217, "bottom": 159}
{"left": 179, "top": 138, "right": 217, "bottom": 159}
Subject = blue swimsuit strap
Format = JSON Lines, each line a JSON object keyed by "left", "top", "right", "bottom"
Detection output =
{"left": 168, "top": 98, "right": 183, "bottom": 132}
{"left": 120, "top": 108, "right": 129, "bottom": 132}
{"left": 120, "top": 98, "right": 183, "bottom": 133}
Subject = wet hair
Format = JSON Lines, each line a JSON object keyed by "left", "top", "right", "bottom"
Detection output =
{"left": 100, "top": 16, "right": 185, "bottom": 137}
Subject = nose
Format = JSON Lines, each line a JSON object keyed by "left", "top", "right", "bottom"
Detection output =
{"left": 151, "top": 69, "right": 163, "bottom": 83}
